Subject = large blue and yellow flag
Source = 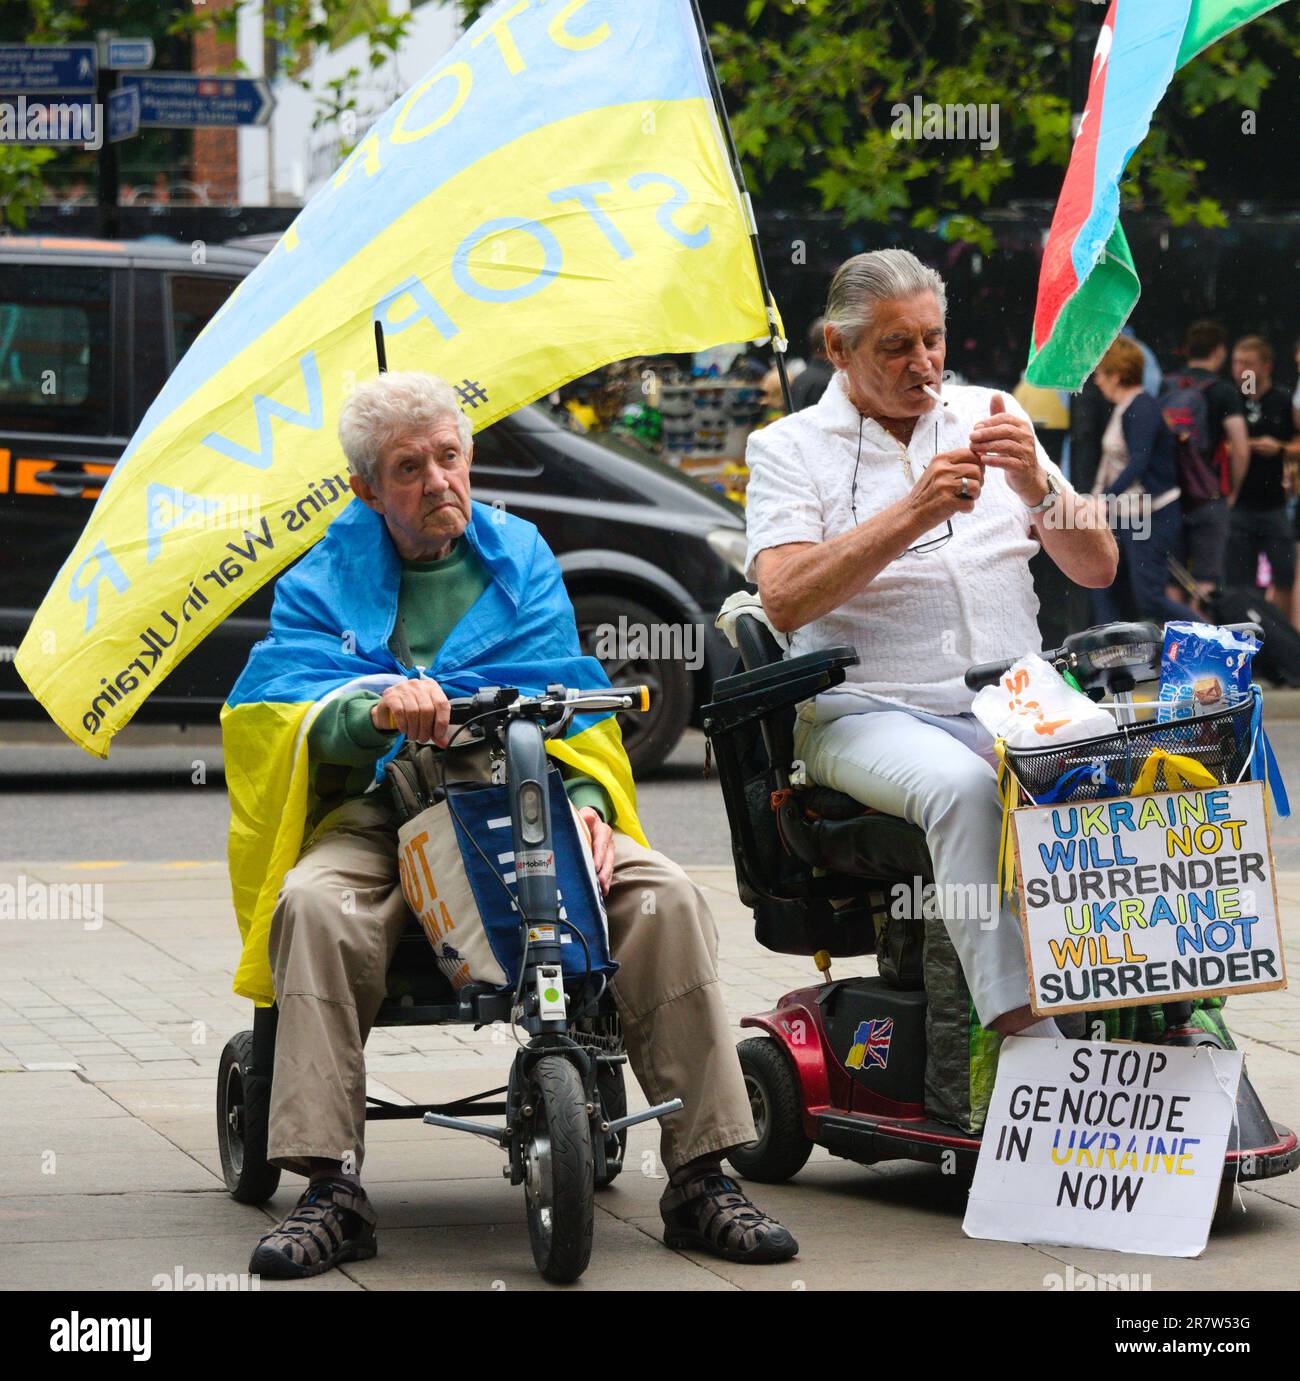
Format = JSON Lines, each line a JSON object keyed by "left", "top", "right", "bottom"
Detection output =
{"left": 225, "top": 498, "right": 645, "bottom": 1004}
{"left": 15, "top": 0, "right": 772, "bottom": 753}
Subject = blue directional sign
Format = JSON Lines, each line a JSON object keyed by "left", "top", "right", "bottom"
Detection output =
{"left": 108, "top": 85, "right": 140, "bottom": 143}
{"left": 120, "top": 73, "right": 274, "bottom": 129}
{"left": 0, "top": 44, "right": 96, "bottom": 93}
{"left": 105, "top": 38, "right": 155, "bottom": 72}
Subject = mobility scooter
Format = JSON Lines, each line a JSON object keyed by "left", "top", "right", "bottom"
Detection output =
{"left": 217, "top": 682, "right": 680, "bottom": 1284}
{"left": 701, "top": 614, "right": 1299, "bottom": 1213}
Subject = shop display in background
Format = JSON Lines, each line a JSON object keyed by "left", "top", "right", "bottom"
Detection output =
{"left": 547, "top": 350, "right": 772, "bottom": 507}
{"left": 657, "top": 378, "right": 766, "bottom": 507}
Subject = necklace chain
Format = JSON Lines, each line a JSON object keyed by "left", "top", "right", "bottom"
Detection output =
{"left": 867, "top": 414, "right": 916, "bottom": 482}
{"left": 890, "top": 431, "right": 915, "bottom": 483}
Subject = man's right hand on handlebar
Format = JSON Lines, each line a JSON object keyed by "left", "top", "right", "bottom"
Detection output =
{"left": 908, "top": 446, "right": 984, "bottom": 527}
{"left": 371, "top": 677, "right": 452, "bottom": 747}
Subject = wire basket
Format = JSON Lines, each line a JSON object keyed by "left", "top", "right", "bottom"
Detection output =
{"left": 1003, "top": 695, "right": 1256, "bottom": 804}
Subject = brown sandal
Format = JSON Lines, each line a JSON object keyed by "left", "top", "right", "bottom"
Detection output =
{"left": 661, "top": 1171, "right": 798, "bottom": 1264}
{"left": 249, "top": 1178, "right": 378, "bottom": 1279}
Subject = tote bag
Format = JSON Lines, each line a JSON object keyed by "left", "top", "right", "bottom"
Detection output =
{"left": 396, "top": 764, "right": 614, "bottom": 991}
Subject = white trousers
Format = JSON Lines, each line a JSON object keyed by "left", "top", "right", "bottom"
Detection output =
{"left": 792, "top": 697, "right": 1030, "bottom": 1026}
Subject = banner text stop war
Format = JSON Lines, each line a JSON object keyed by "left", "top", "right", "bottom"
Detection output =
{"left": 15, "top": 0, "right": 770, "bottom": 755}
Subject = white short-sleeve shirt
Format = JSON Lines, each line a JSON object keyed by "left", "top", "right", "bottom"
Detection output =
{"left": 744, "top": 370, "right": 1070, "bottom": 717}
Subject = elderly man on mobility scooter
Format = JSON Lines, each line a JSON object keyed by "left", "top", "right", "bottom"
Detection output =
{"left": 745, "top": 249, "right": 1120, "bottom": 1038}
{"left": 226, "top": 371, "right": 798, "bottom": 1278}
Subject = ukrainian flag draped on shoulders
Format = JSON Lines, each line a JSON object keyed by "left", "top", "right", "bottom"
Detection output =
{"left": 224, "top": 499, "right": 645, "bottom": 1004}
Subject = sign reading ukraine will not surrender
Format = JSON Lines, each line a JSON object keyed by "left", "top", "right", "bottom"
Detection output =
{"left": 1014, "top": 782, "right": 1286, "bottom": 1015}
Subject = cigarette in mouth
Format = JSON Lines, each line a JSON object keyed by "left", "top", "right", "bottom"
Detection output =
{"left": 922, "top": 383, "right": 947, "bottom": 406}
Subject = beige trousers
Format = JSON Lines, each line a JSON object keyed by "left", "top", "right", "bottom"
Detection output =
{"left": 266, "top": 783, "right": 755, "bottom": 1178}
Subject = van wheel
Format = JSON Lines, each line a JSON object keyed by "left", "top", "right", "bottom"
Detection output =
{"left": 727, "top": 1038, "right": 813, "bottom": 1184}
{"left": 574, "top": 595, "right": 692, "bottom": 774}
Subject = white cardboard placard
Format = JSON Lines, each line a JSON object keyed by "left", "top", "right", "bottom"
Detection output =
{"left": 1014, "top": 781, "right": 1285, "bottom": 1015}
{"left": 963, "top": 1037, "right": 1243, "bottom": 1258}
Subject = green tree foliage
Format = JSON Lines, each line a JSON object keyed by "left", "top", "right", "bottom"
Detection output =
{"left": 713, "top": 0, "right": 1299, "bottom": 250}
{"left": 453, "top": 0, "right": 1296, "bottom": 249}
{"left": 5, "top": 0, "right": 1292, "bottom": 233}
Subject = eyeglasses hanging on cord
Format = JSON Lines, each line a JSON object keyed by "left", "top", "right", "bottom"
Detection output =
{"left": 849, "top": 411, "right": 954, "bottom": 554}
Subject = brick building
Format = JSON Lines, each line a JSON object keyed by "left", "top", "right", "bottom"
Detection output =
{"left": 190, "top": 0, "right": 240, "bottom": 205}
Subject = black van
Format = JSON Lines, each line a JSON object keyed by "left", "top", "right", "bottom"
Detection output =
{"left": 0, "top": 237, "right": 748, "bottom": 770}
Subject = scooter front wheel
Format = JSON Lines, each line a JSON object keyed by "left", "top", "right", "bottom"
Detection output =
{"left": 523, "top": 1055, "right": 595, "bottom": 1283}
{"left": 728, "top": 1037, "right": 814, "bottom": 1183}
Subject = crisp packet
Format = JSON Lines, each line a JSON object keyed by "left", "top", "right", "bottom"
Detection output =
{"left": 972, "top": 654, "right": 1116, "bottom": 748}
{"left": 1156, "top": 622, "right": 1256, "bottom": 723}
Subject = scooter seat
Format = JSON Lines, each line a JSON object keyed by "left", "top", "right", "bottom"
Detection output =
{"left": 797, "top": 784, "right": 874, "bottom": 821}
{"left": 800, "top": 805, "right": 933, "bottom": 884}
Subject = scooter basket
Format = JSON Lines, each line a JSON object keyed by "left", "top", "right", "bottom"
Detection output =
{"left": 1001, "top": 695, "right": 1255, "bottom": 803}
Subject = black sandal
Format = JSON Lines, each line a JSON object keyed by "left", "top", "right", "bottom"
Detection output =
{"left": 249, "top": 1178, "right": 378, "bottom": 1279}
{"left": 661, "top": 1171, "right": 798, "bottom": 1264}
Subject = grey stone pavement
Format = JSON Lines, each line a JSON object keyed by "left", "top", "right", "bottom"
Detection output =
{"left": 1, "top": 851, "right": 1298, "bottom": 1292}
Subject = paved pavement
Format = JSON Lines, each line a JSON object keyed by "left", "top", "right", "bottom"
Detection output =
{"left": 1, "top": 853, "right": 1297, "bottom": 1292}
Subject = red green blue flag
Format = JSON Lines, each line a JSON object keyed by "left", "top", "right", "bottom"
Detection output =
{"left": 1026, "top": 0, "right": 1288, "bottom": 389}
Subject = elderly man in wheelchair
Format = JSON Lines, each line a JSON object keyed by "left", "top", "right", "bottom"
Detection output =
{"left": 223, "top": 371, "right": 797, "bottom": 1278}
{"left": 742, "top": 249, "right": 1118, "bottom": 1043}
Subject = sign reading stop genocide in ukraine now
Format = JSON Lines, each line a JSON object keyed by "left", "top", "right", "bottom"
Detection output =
{"left": 1014, "top": 781, "right": 1286, "bottom": 1015}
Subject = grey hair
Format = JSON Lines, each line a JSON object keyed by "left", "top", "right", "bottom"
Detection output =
{"left": 337, "top": 371, "right": 473, "bottom": 484}
{"left": 824, "top": 249, "right": 947, "bottom": 351}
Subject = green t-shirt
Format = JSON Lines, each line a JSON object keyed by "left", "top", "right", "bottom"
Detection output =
{"left": 306, "top": 537, "right": 613, "bottom": 824}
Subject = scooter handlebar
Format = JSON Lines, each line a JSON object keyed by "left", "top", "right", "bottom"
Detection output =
{"left": 376, "top": 683, "right": 652, "bottom": 731}
{"left": 963, "top": 621, "right": 1267, "bottom": 694}
{"left": 964, "top": 657, "right": 1031, "bottom": 693}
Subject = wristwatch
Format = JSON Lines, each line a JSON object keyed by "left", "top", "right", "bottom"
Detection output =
{"left": 1024, "top": 469, "right": 1064, "bottom": 514}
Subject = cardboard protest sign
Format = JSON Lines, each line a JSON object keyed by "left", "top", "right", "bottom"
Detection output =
{"left": 964, "top": 1038, "right": 1243, "bottom": 1257}
{"left": 1014, "top": 781, "right": 1285, "bottom": 1016}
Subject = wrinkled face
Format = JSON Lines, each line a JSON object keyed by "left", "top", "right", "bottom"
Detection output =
{"left": 351, "top": 414, "right": 473, "bottom": 560}
{"left": 1231, "top": 347, "right": 1268, "bottom": 392}
{"left": 826, "top": 291, "right": 946, "bottom": 419}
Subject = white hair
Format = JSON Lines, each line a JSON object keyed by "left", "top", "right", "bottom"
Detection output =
{"left": 824, "top": 249, "right": 948, "bottom": 351}
{"left": 337, "top": 371, "right": 473, "bottom": 484}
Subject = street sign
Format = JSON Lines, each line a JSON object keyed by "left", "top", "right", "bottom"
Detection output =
{"left": 0, "top": 44, "right": 96, "bottom": 93}
{"left": 107, "top": 85, "right": 140, "bottom": 143}
{"left": 120, "top": 73, "right": 274, "bottom": 129}
{"left": 105, "top": 38, "right": 155, "bottom": 72}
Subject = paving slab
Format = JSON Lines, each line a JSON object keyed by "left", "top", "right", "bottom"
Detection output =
{"left": 0, "top": 1147, "right": 221, "bottom": 1198}
{"left": 0, "top": 1190, "right": 266, "bottom": 1246}
{"left": 0, "top": 856, "right": 1297, "bottom": 1291}
{"left": 0, "top": 1233, "right": 360, "bottom": 1292}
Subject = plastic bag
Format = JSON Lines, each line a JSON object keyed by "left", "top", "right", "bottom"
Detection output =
{"left": 1156, "top": 621, "right": 1256, "bottom": 723}
{"left": 972, "top": 654, "right": 1115, "bottom": 748}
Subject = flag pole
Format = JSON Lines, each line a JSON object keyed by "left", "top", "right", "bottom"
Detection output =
{"left": 687, "top": 0, "right": 793, "bottom": 413}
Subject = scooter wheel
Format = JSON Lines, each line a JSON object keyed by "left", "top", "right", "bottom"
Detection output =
{"left": 217, "top": 1031, "right": 281, "bottom": 1204}
{"left": 523, "top": 1055, "right": 595, "bottom": 1283}
{"left": 594, "top": 1060, "right": 628, "bottom": 1188}
{"left": 727, "top": 1038, "right": 814, "bottom": 1184}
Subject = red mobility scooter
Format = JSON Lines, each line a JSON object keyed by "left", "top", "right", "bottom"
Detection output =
{"left": 701, "top": 613, "right": 1298, "bottom": 1210}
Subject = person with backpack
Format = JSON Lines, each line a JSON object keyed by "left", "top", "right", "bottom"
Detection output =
{"left": 1226, "top": 335, "right": 1298, "bottom": 618}
{"left": 1162, "top": 320, "right": 1249, "bottom": 608}
{"left": 1090, "top": 338, "right": 1198, "bottom": 624}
